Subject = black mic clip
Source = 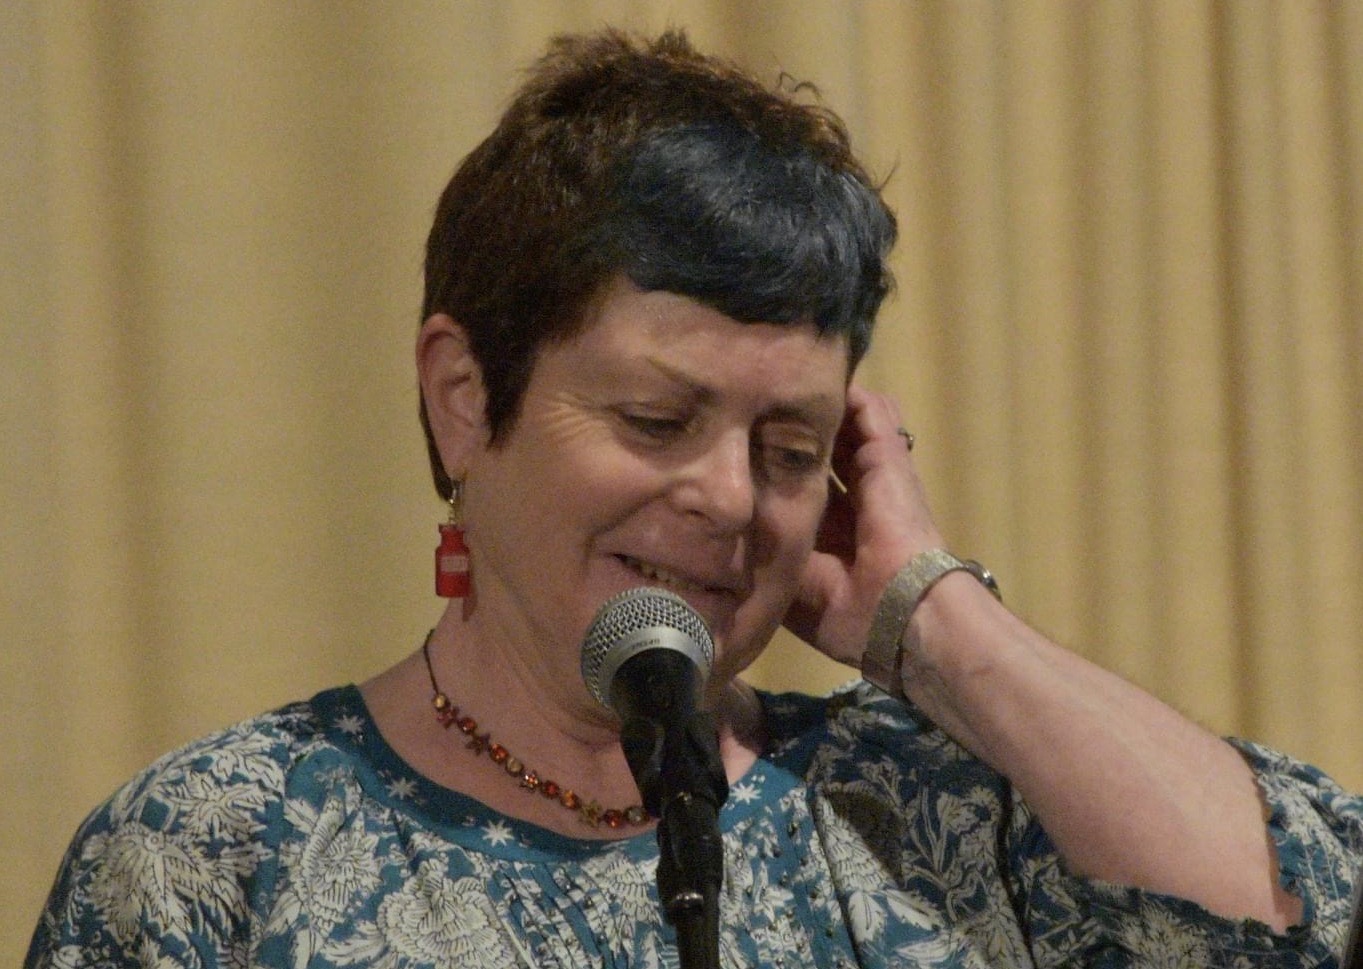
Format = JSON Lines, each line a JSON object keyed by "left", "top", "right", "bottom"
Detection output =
{"left": 616, "top": 647, "right": 729, "bottom": 817}
{"left": 641, "top": 710, "right": 728, "bottom": 969}
{"left": 613, "top": 649, "right": 728, "bottom": 969}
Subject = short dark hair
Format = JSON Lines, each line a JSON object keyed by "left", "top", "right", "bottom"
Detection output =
{"left": 421, "top": 28, "right": 897, "bottom": 500}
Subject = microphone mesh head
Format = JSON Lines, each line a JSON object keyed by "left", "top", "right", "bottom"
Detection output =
{"left": 580, "top": 587, "right": 714, "bottom": 706}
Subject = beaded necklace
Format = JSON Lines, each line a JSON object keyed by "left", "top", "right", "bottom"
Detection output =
{"left": 421, "top": 633, "right": 649, "bottom": 829}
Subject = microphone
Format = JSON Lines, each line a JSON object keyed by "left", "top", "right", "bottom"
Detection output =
{"left": 581, "top": 587, "right": 728, "bottom": 969}
{"left": 580, "top": 586, "right": 726, "bottom": 812}
{"left": 581, "top": 585, "right": 713, "bottom": 714}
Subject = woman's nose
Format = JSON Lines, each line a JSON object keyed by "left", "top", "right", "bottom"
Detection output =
{"left": 673, "top": 433, "right": 756, "bottom": 532}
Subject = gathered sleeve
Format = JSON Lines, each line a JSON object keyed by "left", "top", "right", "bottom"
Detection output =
{"left": 807, "top": 687, "right": 1363, "bottom": 967}
{"left": 1004, "top": 738, "right": 1363, "bottom": 967}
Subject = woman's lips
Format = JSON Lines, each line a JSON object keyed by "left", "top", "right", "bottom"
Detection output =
{"left": 616, "top": 554, "right": 738, "bottom": 596}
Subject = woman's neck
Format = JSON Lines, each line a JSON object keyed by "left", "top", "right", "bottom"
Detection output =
{"left": 359, "top": 613, "right": 767, "bottom": 841}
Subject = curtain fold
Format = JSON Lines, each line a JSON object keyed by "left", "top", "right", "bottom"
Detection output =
{"left": 5, "top": 2, "right": 1360, "bottom": 955}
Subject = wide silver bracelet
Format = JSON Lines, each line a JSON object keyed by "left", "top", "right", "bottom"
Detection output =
{"left": 861, "top": 549, "right": 1001, "bottom": 700}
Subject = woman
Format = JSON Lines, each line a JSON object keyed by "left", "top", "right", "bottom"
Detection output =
{"left": 28, "top": 29, "right": 1362, "bottom": 968}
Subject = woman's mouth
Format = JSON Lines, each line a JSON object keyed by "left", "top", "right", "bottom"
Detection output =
{"left": 618, "top": 555, "right": 718, "bottom": 595}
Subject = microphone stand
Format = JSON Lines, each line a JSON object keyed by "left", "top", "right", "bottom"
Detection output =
{"left": 622, "top": 709, "right": 729, "bottom": 969}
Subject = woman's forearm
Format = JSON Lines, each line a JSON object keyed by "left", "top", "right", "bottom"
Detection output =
{"left": 900, "top": 572, "right": 1303, "bottom": 932}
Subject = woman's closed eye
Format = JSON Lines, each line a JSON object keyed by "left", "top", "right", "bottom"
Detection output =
{"left": 614, "top": 406, "right": 828, "bottom": 480}
{"left": 756, "top": 430, "right": 827, "bottom": 480}
{"left": 617, "top": 408, "right": 692, "bottom": 443}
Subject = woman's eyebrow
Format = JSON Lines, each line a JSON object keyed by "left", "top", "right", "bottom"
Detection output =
{"left": 639, "top": 356, "right": 842, "bottom": 423}
{"left": 637, "top": 355, "right": 716, "bottom": 403}
{"left": 763, "top": 399, "right": 844, "bottom": 433}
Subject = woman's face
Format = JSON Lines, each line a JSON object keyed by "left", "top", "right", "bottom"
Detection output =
{"left": 459, "top": 278, "right": 849, "bottom": 706}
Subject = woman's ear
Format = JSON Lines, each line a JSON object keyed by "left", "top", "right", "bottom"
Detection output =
{"left": 417, "top": 313, "right": 487, "bottom": 476}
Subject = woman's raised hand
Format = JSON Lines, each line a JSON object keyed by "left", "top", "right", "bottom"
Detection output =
{"left": 784, "top": 384, "right": 945, "bottom": 668}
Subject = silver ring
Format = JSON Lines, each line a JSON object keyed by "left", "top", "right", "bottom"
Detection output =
{"left": 897, "top": 428, "right": 915, "bottom": 451}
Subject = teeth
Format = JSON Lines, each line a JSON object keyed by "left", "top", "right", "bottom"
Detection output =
{"left": 626, "top": 557, "right": 705, "bottom": 593}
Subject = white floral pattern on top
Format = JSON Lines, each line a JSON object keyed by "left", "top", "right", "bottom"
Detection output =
{"left": 27, "top": 683, "right": 1363, "bottom": 968}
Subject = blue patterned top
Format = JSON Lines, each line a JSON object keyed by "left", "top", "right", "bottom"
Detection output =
{"left": 27, "top": 683, "right": 1363, "bottom": 967}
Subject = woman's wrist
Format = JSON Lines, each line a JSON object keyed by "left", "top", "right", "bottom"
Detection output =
{"left": 862, "top": 549, "right": 1001, "bottom": 701}
{"left": 902, "top": 570, "right": 1011, "bottom": 681}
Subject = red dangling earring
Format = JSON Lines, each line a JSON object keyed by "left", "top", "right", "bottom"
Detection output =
{"left": 435, "top": 481, "right": 470, "bottom": 598}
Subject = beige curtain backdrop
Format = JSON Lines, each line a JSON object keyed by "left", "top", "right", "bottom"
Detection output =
{"left": 4, "top": 0, "right": 1360, "bottom": 957}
